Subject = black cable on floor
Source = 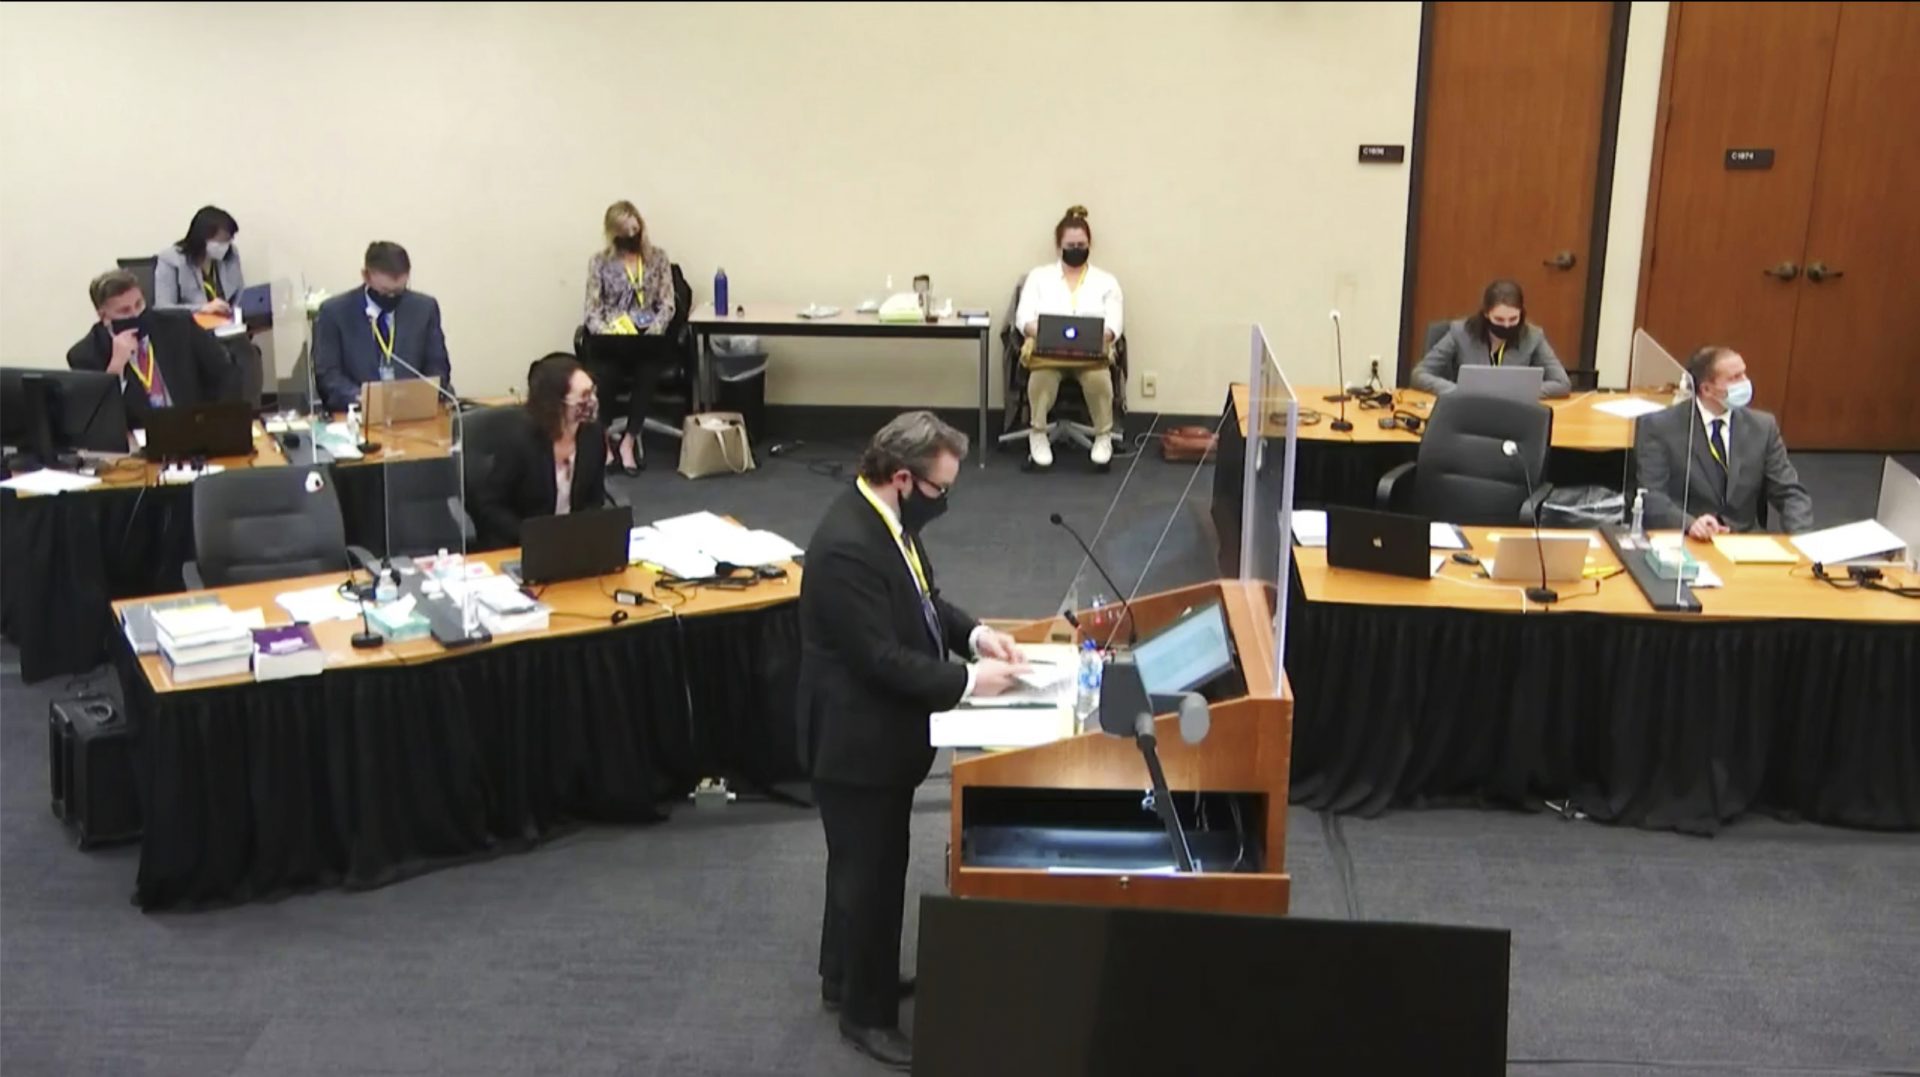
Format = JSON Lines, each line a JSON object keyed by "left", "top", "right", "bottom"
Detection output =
{"left": 1508, "top": 1058, "right": 1919, "bottom": 1076}
{"left": 1317, "top": 810, "right": 1363, "bottom": 921}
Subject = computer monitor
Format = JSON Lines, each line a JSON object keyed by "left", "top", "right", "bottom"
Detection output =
{"left": 0, "top": 368, "right": 127, "bottom": 458}
{"left": 1131, "top": 600, "right": 1234, "bottom": 696}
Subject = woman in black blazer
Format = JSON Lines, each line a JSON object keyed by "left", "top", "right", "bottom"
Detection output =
{"left": 470, "top": 353, "right": 609, "bottom": 550}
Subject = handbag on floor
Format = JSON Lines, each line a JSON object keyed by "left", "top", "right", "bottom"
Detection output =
{"left": 1161, "top": 425, "right": 1217, "bottom": 463}
{"left": 678, "top": 411, "right": 756, "bottom": 479}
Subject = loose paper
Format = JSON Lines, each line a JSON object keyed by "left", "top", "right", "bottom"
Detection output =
{"left": 1710, "top": 534, "right": 1798, "bottom": 564}
{"left": 1592, "top": 397, "right": 1667, "bottom": 420}
{"left": 0, "top": 470, "right": 101, "bottom": 495}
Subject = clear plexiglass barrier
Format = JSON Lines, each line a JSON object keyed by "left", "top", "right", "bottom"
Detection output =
{"left": 1240, "top": 324, "right": 1298, "bottom": 690}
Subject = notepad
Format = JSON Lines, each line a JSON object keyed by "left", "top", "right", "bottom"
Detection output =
{"left": 1710, "top": 534, "right": 1798, "bottom": 564}
{"left": 1592, "top": 397, "right": 1666, "bottom": 420}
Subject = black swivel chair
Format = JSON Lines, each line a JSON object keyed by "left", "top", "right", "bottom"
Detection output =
{"left": 183, "top": 467, "right": 371, "bottom": 589}
{"left": 1376, "top": 393, "right": 1555, "bottom": 525}
{"left": 379, "top": 457, "right": 468, "bottom": 558}
{"left": 115, "top": 256, "right": 159, "bottom": 307}
{"left": 996, "top": 273, "right": 1130, "bottom": 457}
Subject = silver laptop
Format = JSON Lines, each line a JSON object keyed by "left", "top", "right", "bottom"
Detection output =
{"left": 1489, "top": 535, "right": 1589, "bottom": 582}
{"left": 1457, "top": 365, "right": 1544, "bottom": 403}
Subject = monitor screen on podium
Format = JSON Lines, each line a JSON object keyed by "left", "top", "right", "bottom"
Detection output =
{"left": 1133, "top": 600, "right": 1232, "bottom": 695}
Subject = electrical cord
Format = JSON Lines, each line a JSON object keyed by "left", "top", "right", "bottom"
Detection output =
{"left": 1801, "top": 563, "right": 1920, "bottom": 599}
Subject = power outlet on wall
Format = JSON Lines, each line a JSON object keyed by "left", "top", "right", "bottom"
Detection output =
{"left": 1141, "top": 372, "right": 1159, "bottom": 398}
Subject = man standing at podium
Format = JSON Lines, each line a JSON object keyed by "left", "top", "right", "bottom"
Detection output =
{"left": 797, "top": 411, "right": 1028, "bottom": 1070}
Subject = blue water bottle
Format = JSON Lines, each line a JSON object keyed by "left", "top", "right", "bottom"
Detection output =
{"left": 713, "top": 267, "right": 729, "bottom": 318}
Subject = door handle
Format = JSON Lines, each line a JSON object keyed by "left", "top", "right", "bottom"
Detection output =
{"left": 1762, "top": 261, "right": 1799, "bottom": 281}
{"left": 1805, "top": 261, "right": 1845, "bottom": 283}
{"left": 1542, "top": 250, "right": 1578, "bottom": 271}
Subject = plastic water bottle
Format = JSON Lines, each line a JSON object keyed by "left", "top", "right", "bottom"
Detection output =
{"left": 713, "top": 268, "right": 729, "bottom": 317}
{"left": 1629, "top": 488, "right": 1646, "bottom": 542}
{"left": 374, "top": 569, "right": 397, "bottom": 604}
{"left": 345, "top": 403, "right": 362, "bottom": 445}
{"left": 1073, "top": 640, "right": 1102, "bottom": 733}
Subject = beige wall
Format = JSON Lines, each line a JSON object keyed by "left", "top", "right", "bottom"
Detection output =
{"left": 0, "top": 1, "right": 1421, "bottom": 415}
{"left": 0, "top": 2, "right": 1666, "bottom": 416}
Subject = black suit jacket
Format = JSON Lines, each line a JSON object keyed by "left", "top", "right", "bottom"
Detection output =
{"left": 312, "top": 287, "right": 452, "bottom": 414}
{"left": 65, "top": 310, "right": 235, "bottom": 429}
{"left": 467, "top": 408, "right": 609, "bottom": 550}
{"left": 797, "top": 484, "right": 980, "bottom": 788}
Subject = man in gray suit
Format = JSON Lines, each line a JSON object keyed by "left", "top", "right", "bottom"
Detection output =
{"left": 1635, "top": 345, "right": 1813, "bottom": 538}
{"left": 312, "top": 241, "right": 452, "bottom": 413}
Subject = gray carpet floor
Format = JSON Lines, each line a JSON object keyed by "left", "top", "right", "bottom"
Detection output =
{"left": 3, "top": 436, "right": 1917, "bottom": 1076}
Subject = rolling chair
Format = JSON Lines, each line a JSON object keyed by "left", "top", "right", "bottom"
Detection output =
{"left": 115, "top": 256, "right": 158, "bottom": 307}
{"left": 379, "top": 456, "right": 469, "bottom": 558}
{"left": 1419, "top": 317, "right": 1597, "bottom": 391}
{"left": 575, "top": 262, "right": 697, "bottom": 448}
{"left": 1375, "top": 393, "right": 1554, "bottom": 525}
{"left": 183, "top": 467, "right": 373, "bottom": 589}
{"left": 995, "top": 274, "right": 1131, "bottom": 460}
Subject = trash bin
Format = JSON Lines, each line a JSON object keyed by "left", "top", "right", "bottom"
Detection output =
{"left": 711, "top": 338, "right": 768, "bottom": 444}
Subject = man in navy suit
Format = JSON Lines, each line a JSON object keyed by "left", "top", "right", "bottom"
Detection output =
{"left": 312, "top": 241, "right": 452, "bottom": 413}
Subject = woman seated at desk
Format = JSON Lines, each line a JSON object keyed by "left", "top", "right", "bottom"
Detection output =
{"left": 1014, "top": 204, "right": 1124, "bottom": 470}
{"left": 154, "top": 205, "right": 244, "bottom": 317}
{"left": 583, "top": 200, "right": 676, "bottom": 475}
{"left": 1413, "top": 278, "right": 1571, "bottom": 399}
{"left": 470, "top": 353, "right": 609, "bottom": 551}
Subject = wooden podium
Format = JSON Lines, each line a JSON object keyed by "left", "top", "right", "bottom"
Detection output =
{"left": 949, "top": 578, "right": 1293, "bottom": 915}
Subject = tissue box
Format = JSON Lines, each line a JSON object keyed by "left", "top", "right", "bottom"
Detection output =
{"left": 1644, "top": 545, "right": 1701, "bottom": 581}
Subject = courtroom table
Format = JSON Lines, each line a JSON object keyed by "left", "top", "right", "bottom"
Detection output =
{"left": 1286, "top": 526, "right": 1920, "bottom": 834}
{"left": 1, "top": 408, "right": 474, "bottom": 682}
{"left": 112, "top": 549, "right": 805, "bottom": 909}
{"left": 1211, "top": 383, "right": 1666, "bottom": 576}
{"left": 689, "top": 304, "right": 995, "bottom": 466}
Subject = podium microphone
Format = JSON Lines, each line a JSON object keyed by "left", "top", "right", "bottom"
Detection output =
{"left": 1502, "top": 439, "right": 1557, "bottom": 605}
{"left": 1327, "top": 309, "right": 1353, "bottom": 432}
{"left": 1049, "top": 512, "right": 1139, "bottom": 645}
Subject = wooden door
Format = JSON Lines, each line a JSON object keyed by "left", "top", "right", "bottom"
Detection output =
{"left": 1406, "top": 1, "right": 1613, "bottom": 377}
{"left": 1782, "top": 3, "right": 1920, "bottom": 450}
{"left": 1639, "top": 2, "right": 1840, "bottom": 423}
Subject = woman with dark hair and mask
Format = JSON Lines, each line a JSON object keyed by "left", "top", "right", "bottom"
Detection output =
{"left": 154, "top": 205, "right": 244, "bottom": 316}
{"left": 1413, "top": 278, "right": 1571, "bottom": 398}
{"left": 468, "top": 353, "right": 609, "bottom": 551}
{"left": 1013, "top": 204, "right": 1125, "bottom": 469}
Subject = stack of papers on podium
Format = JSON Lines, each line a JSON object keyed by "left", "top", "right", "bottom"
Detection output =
{"left": 929, "top": 643, "right": 1078, "bottom": 749}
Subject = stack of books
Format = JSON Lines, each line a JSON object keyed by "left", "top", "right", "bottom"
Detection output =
{"left": 472, "top": 578, "right": 550, "bottom": 636}
{"left": 152, "top": 605, "right": 253, "bottom": 685}
{"left": 251, "top": 625, "right": 326, "bottom": 682}
{"left": 121, "top": 594, "right": 221, "bottom": 655}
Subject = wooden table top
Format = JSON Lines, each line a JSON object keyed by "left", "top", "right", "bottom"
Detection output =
{"left": 1231, "top": 383, "right": 1672, "bottom": 453}
{"left": 1294, "top": 525, "right": 1920, "bottom": 623}
{"left": 114, "top": 548, "right": 803, "bottom": 694}
{"left": 688, "top": 303, "right": 990, "bottom": 336}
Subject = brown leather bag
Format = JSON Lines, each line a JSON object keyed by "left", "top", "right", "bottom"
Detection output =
{"left": 1160, "top": 425, "right": 1217, "bottom": 462}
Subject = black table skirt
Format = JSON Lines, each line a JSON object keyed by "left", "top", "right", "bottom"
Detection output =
{"left": 3, "top": 465, "right": 391, "bottom": 683}
{"left": 115, "top": 603, "right": 803, "bottom": 910}
{"left": 1286, "top": 587, "right": 1920, "bottom": 835}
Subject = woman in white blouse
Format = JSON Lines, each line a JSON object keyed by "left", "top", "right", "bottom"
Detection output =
{"left": 1014, "top": 205, "right": 1124, "bottom": 469}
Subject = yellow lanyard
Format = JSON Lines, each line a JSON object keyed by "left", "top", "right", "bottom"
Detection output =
{"left": 1064, "top": 266, "right": 1087, "bottom": 309}
{"left": 856, "top": 476, "right": 930, "bottom": 594}
{"left": 129, "top": 340, "right": 157, "bottom": 391}
{"left": 369, "top": 312, "right": 396, "bottom": 362}
{"left": 624, "top": 257, "right": 644, "bottom": 293}
{"left": 1491, "top": 341, "right": 1505, "bottom": 367}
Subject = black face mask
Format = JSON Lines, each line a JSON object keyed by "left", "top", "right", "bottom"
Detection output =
{"left": 1061, "top": 246, "right": 1090, "bottom": 268}
{"left": 1488, "top": 320, "right": 1520, "bottom": 341}
{"left": 898, "top": 483, "right": 950, "bottom": 534}
{"left": 370, "top": 288, "right": 405, "bottom": 312}
{"left": 612, "top": 235, "right": 642, "bottom": 254}
{"left": 108, "top": 312, "right": 148, "bottom": 336}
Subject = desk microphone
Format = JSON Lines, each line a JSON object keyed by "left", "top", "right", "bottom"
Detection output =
{"left": 1049, "top": 512, "right": 1139, "bottom": 645}
{"left": 1502, "top": 439, "right": 1557, "bottom": 605}
{"left": 1328, "top": 310, "right": 1353, "bottom": 432}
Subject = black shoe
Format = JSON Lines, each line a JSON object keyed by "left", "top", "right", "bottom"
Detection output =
{"left": 821, "top": 976, "right": 916, "bottom": 1011}
{"left": 838, "top": 1020, "right": 912, "bottom": 1071}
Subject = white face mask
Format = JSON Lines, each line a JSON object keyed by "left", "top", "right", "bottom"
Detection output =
{"left": 205, "top": 240, "right": 230, "bottom": 261}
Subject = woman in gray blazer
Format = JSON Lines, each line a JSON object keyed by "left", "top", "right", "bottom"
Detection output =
{"left": 1413, "top": 278, "right": 1571, "bottom": 398}
{"left": 154, "top": 205, "right": 243, "bottom": 315}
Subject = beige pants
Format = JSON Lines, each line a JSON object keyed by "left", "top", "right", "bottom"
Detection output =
{"left": 1022, "top": 340, "right": 1115, "bottom": 437}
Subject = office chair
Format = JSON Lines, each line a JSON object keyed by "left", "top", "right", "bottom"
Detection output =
{"left": 1376, "top": 393, "right": 1554, "bottom": 525}
{"left": 117, "top": 253, "right": 262, "bottom": 405}
{"left": 452, "top": 404, "right": 528, "bottom": 542}
{"left": 379, "top": 456, "right": 468, "bottom": 558}
{"left": 183, "top": 466, "right": 371, "bottom": 589}
{"left": 575, "top": 262, "right": 697, "bottom": 447}
{"left": 995, "top": 273, "right": 1131, "bottom": 457}
{"left": 115, "top": 256, "right": 159, "bottom": 307}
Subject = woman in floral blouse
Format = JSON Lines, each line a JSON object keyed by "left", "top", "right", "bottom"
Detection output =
{"left": 583, "top": 200, "right": 675, "bottom": 472}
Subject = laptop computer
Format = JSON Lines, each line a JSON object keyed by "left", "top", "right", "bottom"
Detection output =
{"left": 143, "top": 400, "right": 255, "bottom": 459}
{"left": 1033, "top": 314, "right": 1106, "bottom": 360}
{"left": 361, "top": 378, "right": 440, "bottom": 424}
{"left": 1457, "top": 365, "right": 1544, "bottom": 403}
{"left": 1488, "top": 534, "right": 1590, "bottom": 582}
{"left": 1327, "top": 506, "right": 1433, "bottom": 579}
{"left": 511, "top": 505, "right": 635, "bottom": 585}
{"left": 232, "top": 283, "right": 273, "bottom": 327}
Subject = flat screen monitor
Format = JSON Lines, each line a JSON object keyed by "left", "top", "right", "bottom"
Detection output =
{"left": 1131, "top": 600, "right": 1233, "bottom": 696}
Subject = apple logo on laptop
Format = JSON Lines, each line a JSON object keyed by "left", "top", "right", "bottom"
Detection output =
{"left": 1371, "top": 537, "right": 1383, "bottom": 548}
{"left": 1064, "top": 326, "right": 1079, "bottom": 340}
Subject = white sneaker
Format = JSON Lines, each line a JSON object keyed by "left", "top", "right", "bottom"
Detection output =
{"left": 1090, "top": 435, "right": 1113, "bottom": 468}
{"left": 1028, "top": 431, "right": 1054, "bottom": 468}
